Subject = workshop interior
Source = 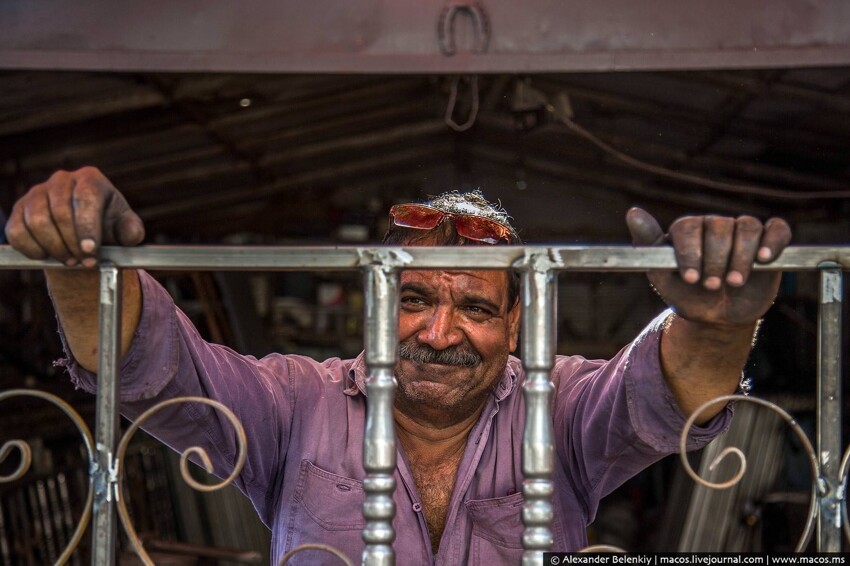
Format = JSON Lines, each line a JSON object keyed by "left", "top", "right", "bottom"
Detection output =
{"left": 0, "top": 2, "right": 849, "bottom": 563}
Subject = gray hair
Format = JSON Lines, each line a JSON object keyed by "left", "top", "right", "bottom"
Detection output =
{"left": 426, "top": 190, "right": 515, "bottom": 233}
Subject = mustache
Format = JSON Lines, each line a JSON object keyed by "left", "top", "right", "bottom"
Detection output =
{"left": 398, "top": 340, "right": 482, "bottom": 368}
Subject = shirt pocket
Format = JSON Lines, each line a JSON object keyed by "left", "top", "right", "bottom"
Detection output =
{"left": 465, "top": 491, "right": 525, "bottom": 566}
{"left": 284, "top": 460, "right": 365, "bottom": 564}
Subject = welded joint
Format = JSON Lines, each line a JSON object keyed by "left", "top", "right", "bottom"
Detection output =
{"left": 817, "top": 476, "right": 843, "bottom": 528}
{"left": 107, "top": 455, "right": 120, "bottom": 502}
{"left": 357, "top": 247, "right": 411, "bottom": 289}
{"left": 356, "top": 248, "right": 413, "bottom": 272}
{"left": 818, "top": 261, "right": 842, "bottom": 304}
{"left": 357, "top": 248, "right": 411, "bottom": 298}
{"left": 99, "top": 262, "right": 119, "bottom": 305}
{"left": 513, "top": 247, "right": 564, "bottom": 274}
{"left": 92, "top": 447, "right": 120, "bottom": 503}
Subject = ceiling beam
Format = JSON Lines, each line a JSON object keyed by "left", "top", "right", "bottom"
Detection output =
{"left": 2, "top": 1, "right": 850, "bottom": 73}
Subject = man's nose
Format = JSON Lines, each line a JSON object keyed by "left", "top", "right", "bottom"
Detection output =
{"left": 417, "top": 307, "right": 463, "bottom": 350}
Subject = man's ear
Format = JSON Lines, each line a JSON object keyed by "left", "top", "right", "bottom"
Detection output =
{"left": 508, "top": 300, "right": 521, "bottom": 352}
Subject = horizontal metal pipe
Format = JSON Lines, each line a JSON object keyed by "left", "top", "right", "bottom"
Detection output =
{"left": 0, "top": 245, "right": 848, "bottom": 272}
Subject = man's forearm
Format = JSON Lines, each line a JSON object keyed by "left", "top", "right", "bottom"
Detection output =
{"left": 46, "top": 269, "right": 142, "bottom": 373}
{"left": 660, "top": 314, "right": 758, "bottom": 425}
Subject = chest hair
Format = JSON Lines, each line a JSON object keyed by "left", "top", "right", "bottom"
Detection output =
{"left": 409, "top": 449, "right": 465, "bottom": 555}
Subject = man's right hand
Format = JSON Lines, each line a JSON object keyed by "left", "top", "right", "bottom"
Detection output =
{"left": 5, "top": 167, "right": 145, "bottom": 266}
{"left": 5, "top": 167, "right": 145, "bottom": 371}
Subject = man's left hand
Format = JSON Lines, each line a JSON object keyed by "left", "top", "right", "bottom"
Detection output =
{"left": 626, "top": 208, "right": 792, "bottom": 328}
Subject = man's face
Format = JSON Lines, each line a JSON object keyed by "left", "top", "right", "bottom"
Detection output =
{"left": 394, "top": 269, "right": 521, "bottom": 421}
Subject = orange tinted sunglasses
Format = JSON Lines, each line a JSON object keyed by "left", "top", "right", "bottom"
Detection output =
{"left": 389, "top": 203, "right": 515, "bottom": 244}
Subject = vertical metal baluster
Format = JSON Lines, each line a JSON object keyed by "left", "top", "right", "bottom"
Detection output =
{"left": 360, "top": 257, "right": 401, "bottom": 566}
{"left": 92, "top": 264, "right": 122, "bottom": 565}
{"left": 518, "top": 251, "right": 557, "bottom": 565}
{"left": 817, "top": 262, "right": 843, "bottom": 551}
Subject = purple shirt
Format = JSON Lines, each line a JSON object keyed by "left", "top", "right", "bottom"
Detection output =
{"left": 63, "top": 271, "right": 731, "bottom": 565}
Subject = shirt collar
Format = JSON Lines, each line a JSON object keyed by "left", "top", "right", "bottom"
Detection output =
{"left": 345, "top": 351, "right": 369, "bottom": 396}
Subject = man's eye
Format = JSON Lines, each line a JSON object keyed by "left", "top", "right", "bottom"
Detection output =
{"left": 465, "top": 306, "right": 491, "bottom": 316}
{"left": 401, "top": 297, "right": 426, "bottom": 307}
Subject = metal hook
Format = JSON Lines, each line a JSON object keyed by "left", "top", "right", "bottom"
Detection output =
{"left": 438, "top": 1, "right": 490, "bottom": 56}
{"left": 445, "top": 75, "right": 480, "bottom": 132}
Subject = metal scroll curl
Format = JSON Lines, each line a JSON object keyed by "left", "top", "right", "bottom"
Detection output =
{"left": 279, "top": 543, "right": 354, "bottom": 566}
{"left": 579, "top": 545, "right": 627, "bottom": 553}
{"left": 0, "top": 389, "right": 95, "bottom": 565}
{"left": 114, "top": 396, "right": 248, "bottom": 566}
{"left": 839, "top": 446, "right": 850, "bottom": 544}
{"left": 678, "top": 394, "right": 820, "bottom": 553}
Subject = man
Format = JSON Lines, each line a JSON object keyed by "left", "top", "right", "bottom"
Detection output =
{"left": 6, "top": 167, "right": 791, "bottom": 564}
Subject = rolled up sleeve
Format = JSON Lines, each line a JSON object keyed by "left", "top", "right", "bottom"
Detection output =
{"left": 553, "top": 308, "right": 734, "bottom": 520}
{"left": 59, "top": 270, "right": 180, "bottom": 402}
{"left": 624, "top": 309, "right": 733, "bottom": 452}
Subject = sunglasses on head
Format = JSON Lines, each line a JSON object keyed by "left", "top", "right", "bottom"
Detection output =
{"left": 388, "top": 203, "right": 515, "bottom": 245}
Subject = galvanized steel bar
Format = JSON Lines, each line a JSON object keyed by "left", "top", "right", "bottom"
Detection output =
{"left": 91, "top": 264, "right": 122, "bottom": 566}
{"left": 359, "top": 250, "right": 406, "bottom": 566}
{"left": 516, "top": 250, "right": 559, "bottom": 564}
{"left": 817, "top": 263, "right": 843, "bottom": 552}
{"left": 0, "top": 244, "right": 849, "bottom": 271}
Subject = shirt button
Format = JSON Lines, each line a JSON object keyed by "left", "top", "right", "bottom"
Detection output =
{"left": 412, "top": 502, "right": 422, "bottom": 512}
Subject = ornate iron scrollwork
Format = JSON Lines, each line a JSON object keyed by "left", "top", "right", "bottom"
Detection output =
{"left": 679, "top": 394, "right": 820, "bottom": 552}
{"left": 0, "top": 389, "right": 95, "bottom": 565}
{"left": 279, "top": 543, "right": 355, "bottom": 565}
{"left": 113, "top": 396, "right": 248, "bottom": 565}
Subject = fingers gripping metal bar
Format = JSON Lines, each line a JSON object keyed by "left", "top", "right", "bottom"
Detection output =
{"left": 817, "top": 263, "right": 843, "bottom": 551}
{"left": 515, "top": 249, "right": 560, "bottom": 565}
{"left": 358, "top": 249, "right": 410, "bottom": 566}
{"left": 93, "top": 264, "right": 122, "bottom": 566}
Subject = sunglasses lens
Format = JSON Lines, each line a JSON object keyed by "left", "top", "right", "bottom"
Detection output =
{"left": 390, "top": 203, "right": 513, "bottom": 244}
{"left": 390, "top": 204, "right": 444, "bottom": 229}
{"left": 454, "top": 215, "right": 511, "bottom": 244}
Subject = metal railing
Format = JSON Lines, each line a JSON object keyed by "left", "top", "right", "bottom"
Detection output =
{"left": 0, "top": 244, "right": 846, "bottom": 565}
